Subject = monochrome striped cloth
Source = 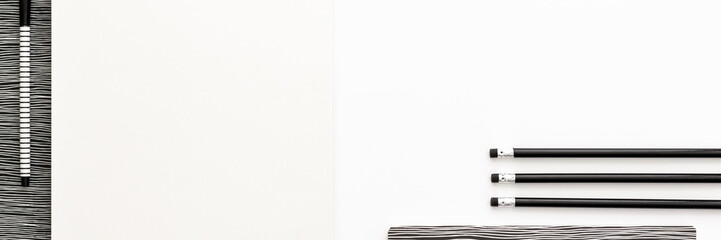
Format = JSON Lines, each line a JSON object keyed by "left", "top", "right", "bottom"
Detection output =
{"left": 389, "top": 226, "right": 696, "bottom": 240}
{"left": 0, "top": 0, "right": 50, "bottom": 239}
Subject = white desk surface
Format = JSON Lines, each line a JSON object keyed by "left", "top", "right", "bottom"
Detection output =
{"left": 336, "top": 1, "right": 721, "bottom": 239}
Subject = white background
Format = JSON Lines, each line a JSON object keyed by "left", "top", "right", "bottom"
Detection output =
{"left": 54, "top": 0, "right": 333, "bottom": 239}
{"left": 336, "top": 0, "right": 721, "bottom": 239}
{"left": 49, "top": 0, "right": 721, "bottom": 239}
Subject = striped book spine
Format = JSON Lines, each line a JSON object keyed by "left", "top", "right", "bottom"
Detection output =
{"left": 0, "top": 0, "right": 51, "bottom": 238}
{"left": 389, "top": 226, "right": 696, "bottom": 240}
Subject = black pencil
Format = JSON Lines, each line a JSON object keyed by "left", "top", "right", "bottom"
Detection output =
{"left": 19, "top": 0, "right": 31, "bottom": 187}
{"left": 489, "top": 148, "right": 721, "bottom": 158}
{"left": 491, "top": 197, "right": 721, "bottom": 209}
{"left": 491, "top": 173, "right": 721, "bottom": 183}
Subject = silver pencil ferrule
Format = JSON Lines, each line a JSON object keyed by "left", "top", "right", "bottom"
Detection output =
{"left": 497, "top": 148, "right": 514, "bottom": 158}
{"left": 497, "top": 197, "right": 516, "bottom": 207}
{"left": 497, "top": 173, "right": 516, "bottom": 183}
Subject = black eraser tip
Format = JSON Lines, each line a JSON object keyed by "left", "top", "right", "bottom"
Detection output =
{"left": 21, "top": 177, "right": 29, "bottom": 187}
{"left": 489, "top": 148, "right": 498, "bottom": 158}
{"left": 490, "top": 197, "right": 499, "bottom": 207}
{"left": 491, "top": 174, "right": 499, "bottom": 183}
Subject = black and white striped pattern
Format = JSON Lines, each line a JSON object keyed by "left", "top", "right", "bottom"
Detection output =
{"left": 389, "top": 226, "right": 696, "bottom": 240}
{"left": 0, "top": 0, "right": 50, "bottom": 238}
{"left": 19, "top": 25, "right": 30, "bottom": 180}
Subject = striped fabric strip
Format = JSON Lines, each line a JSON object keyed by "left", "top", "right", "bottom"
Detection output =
{"left": 0, "top": 0, "right": 51, "bottom": 238}
{"left": 389, "top": 226, "right": 696, "bottom": 240}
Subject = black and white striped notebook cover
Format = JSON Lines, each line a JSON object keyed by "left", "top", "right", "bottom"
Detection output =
{"left": 389, "top": 226, "right": 696, "bottom": 240}
{"left": 0, "top": 0, "right": 51, "bottom": 239}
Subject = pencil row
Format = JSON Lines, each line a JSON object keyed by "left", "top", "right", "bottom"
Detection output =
{"left": 489, "top": 147, "right": 721, "bottom": 209}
